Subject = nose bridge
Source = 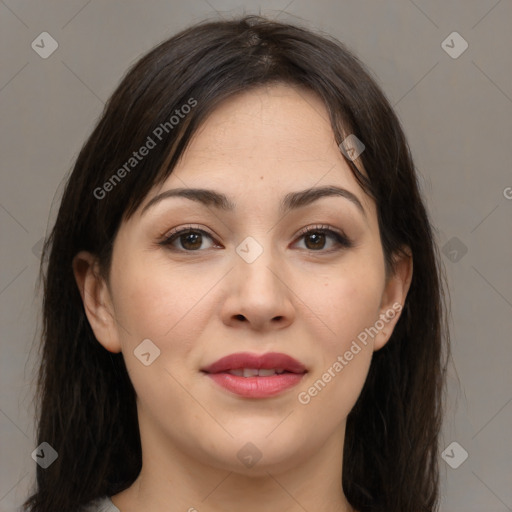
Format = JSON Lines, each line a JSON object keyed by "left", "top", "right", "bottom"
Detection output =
{"left": 228, "top": 232, "right": 293, "bottom": 324}
{"left": 234, "top": 234, "right": 281, "bottom": 291}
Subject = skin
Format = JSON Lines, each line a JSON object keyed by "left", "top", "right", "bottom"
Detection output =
{"left": 73, "top": 83, "right": 412, "bottom": 512}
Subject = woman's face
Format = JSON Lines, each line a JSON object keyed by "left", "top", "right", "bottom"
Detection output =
{"left": 75, "top": 83, "right": 411, "bottom": 476}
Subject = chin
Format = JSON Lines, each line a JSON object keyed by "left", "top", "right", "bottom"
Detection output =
{"left": 202, "top": 433, "right": 308, "bottom": 476}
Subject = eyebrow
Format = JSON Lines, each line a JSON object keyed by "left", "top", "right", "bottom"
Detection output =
{"left": 140, "top": 185, "right": 366, "bottom": 217}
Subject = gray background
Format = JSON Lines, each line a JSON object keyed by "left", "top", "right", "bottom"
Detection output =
{"left": 1, "top": 1, "right": 511, "bottom": 511}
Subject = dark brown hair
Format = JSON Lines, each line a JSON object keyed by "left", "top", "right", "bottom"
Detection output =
{"left": 24, "top": 14, "right": 450, "bottom": 512}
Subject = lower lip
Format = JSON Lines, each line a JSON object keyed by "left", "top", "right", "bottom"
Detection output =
{"left": 205, "top": 372, "right": 305, "bottom": 398}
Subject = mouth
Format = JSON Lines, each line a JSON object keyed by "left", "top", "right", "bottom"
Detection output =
{"left": 219, "top": 368, "right": 295, "bottom": 377}
{"left": 201, "top": 351, "right": 307, "bottom": 375}
{"left": 201, "top": 352, "right": 307, "bottom": 398}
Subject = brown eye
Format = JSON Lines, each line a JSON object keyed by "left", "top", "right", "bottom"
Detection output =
{"left": 159, "top": 228, "right": 217, "bottom": 251}
{"left": 179, "top": 231, "right": 203, "bottom": 250}
{"left": 295, "top": 225, "right": 353, "bottom": 252}
{"left": 304, "top": 231, "right": 327, "bottom": 250}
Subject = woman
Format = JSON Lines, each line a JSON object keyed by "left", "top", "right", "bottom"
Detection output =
{"left": 24, "top": 14, "right": 450, "bottom": 512}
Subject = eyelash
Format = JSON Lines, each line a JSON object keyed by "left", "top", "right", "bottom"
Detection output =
{"left": 158, "top": 224, "right": 353, "bottom": 253}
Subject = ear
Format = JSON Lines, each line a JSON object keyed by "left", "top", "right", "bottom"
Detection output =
{"left": 72, "top": 251, "right": 122, "bottom": 353}
{"left": 374, "top": 247, "right": 413, "bottom": 351}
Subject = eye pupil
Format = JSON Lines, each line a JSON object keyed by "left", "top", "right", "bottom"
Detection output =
{"left": 182, "top": 231, "right": 202, "bottom": 250}
{"left": 305, "top": 232, "right": 325, "bottom": 250}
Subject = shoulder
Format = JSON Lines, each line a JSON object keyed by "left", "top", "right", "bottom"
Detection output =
{"left": 79, "top": 496, "right": 120, "bottom": 512}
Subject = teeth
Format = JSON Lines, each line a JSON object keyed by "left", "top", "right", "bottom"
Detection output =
{"left": 226, "top": 368, "right": 288, "bottom": 377}
{"left": 258, "top": 368, "right": 277, "bottom": 377}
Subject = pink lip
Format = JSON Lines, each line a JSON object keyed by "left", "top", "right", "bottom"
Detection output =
{"left": 201, "top": 352, "right": 307, "bottom": 398}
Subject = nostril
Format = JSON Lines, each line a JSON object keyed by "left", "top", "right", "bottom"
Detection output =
{"left": 234, "top": 314, "right": 246, "bottom": 321}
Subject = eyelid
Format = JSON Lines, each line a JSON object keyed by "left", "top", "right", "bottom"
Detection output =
{"left": 158, "top": 223, "right": 353, "bottom": 252}
{"left": 161, "top": 224, "right": 214, "bottom": 240}
{"left": 293, "top": 224, "right": 353, "bottom": 250}
{"left": 158, "top": 224, "right": 219, "bottom": 247}
{"left": 294, "top": 223, "right": 347, "bottom": 240}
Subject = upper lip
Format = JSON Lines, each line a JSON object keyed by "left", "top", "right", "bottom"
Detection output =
{"left": 201, "top": 352, "right": 307, "bottom": 374}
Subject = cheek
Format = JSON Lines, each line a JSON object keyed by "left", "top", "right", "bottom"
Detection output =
{"left": 110, "top": 253, "right": 218, "bottom": 342}
{"left": 300, "top": 255, "right": 385, "bottom": 347}
{"left": 295, "top": 266, "right": 382, "bottom": 422}
{"left": 293, "top": 253, "right": 384, "bottom": 410}
{"left": 108, "top": 256, "right": 211, "bottom": 407}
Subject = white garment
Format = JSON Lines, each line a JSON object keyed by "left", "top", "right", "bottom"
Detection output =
{"left": 81, "top": 496, "right": 120, "bottom": 512}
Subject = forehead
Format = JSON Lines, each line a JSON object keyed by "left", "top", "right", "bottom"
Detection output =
{"left": 143, "top": 83, "right": 375, "bottom": 218}
{"left": 182, "top": 83, "right": 339, "bottom": 165}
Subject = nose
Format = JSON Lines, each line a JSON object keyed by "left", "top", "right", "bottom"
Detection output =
{"left": 220, "top": 238, "right": 296, "bottom": 332}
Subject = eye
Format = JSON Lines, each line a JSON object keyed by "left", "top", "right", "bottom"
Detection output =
{"left": 294, "top": 224, "right": 353, "bottom": 252}
{"left": 159, "top": 225, "right": 219, "bottom": 251}
{"left": 158, "top": 224, "right": 353, "bottom": 253}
